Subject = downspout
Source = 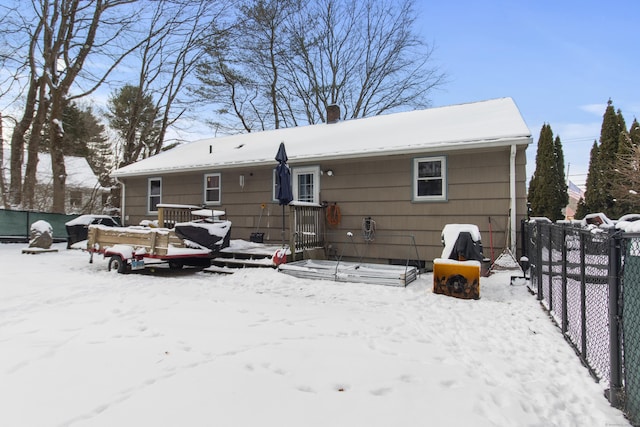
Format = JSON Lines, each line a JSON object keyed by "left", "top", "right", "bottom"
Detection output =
{"left": 115, "top": 177, "right": 125, "bottom": 226}
{"left": 510, "top": 144, "right": 517, "bottom": 255}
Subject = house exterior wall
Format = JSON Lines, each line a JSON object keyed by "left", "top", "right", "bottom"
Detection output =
{"left": 119, "top": 144, "right": 528, "bottom": 269}
{"left": 29, "top": 183, "right": 107, "bottom": 215}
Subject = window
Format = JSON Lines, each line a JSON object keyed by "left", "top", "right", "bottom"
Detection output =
{"left": 148, "top": 178, "right": 162, "bottom": 213}
{"left": 204, "top": 173, "right": 221, "bottom": 205}
{"left": 293, "top": 166, "right": 320, "bottom": 203}
{"left": 69, "top": 191, "right": 82, "bottom": 208}
{"left": 413, "top": 156, "right": 447, "bottom": 201}
{"left": 272, "top": 165, "right": 320, "bottom": 204}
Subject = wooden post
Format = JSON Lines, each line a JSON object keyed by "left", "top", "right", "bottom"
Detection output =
{"left": 150, "top": 229, "right": 158, "bottom": 254}
{"left": 157, "top": 206, "right": 165, "bottom": 228}
{"left": 288, "top": 205, "right": 296, "bottom": 261}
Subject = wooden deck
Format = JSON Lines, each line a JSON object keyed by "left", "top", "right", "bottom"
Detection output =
{"left": 204, "top": 240, "right": 289, "bottom": 272}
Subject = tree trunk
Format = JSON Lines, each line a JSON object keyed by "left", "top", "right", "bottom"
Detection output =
{"left": 49, "top": 95, "right": 67, "bottom": 214}
{"left": 9, "top": 76, "right": 40, "bottom": 207}
{"left": 23, "top": 82, "right": 49, "bottom": 209}
{"left": 0, "top": 112, "right": 7, "bottom": 209}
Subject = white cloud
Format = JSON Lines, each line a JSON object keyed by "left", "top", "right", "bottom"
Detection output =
{"left": 579, "top": 103, "right": 607, "bottom": 116}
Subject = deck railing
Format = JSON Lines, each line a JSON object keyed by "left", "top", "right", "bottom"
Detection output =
{"left": 288, "top": 202, "right": 324, "bottom": 256}
{"left": 157, "top": 204, "right": 200, "bottom": 228}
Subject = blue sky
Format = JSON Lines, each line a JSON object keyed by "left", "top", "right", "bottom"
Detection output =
{"left": 3, "top": 1, "right": 636, "bottom": 190}
{"left": 416, "top": 1, "right": 640, "bottom": 187}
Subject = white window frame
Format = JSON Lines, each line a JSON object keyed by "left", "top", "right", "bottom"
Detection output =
{"left": 293, "top": 165, "right": 320, "bottom": 204}
{"left": 413, "top": 156, "right": 447, "bottom": 202}
{"left": 272, "top": 165, "right": 320, "bottom": 204}
{"left": 203, "top": 173, "right": 222, "bottom": 205}
{"left": 148, "top": 177, "right": 162, "bottom": 213}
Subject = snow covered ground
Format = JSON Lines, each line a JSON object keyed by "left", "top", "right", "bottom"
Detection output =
{"left": 0, "top": 243, "right": 631, "bottom": 427}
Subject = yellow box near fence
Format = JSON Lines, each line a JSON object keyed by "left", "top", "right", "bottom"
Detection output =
{"left": 433, "top": 258, "right": 481, "bottom": 300}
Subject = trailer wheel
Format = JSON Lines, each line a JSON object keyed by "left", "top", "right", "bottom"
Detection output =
{"left": 108, "top": 255, "right": 129, "bottom": 274}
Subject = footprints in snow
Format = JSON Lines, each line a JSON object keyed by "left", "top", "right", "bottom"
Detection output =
{"left": 242, "top": 362, "right": 413, "bottom": 396}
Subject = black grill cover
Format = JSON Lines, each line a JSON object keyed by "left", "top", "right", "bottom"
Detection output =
{"left": 448, "top": 231, "right": 484, "bottom": 262}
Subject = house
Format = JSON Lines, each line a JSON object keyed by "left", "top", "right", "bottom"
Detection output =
{"left": 112, "top": 97, "right": 532, "bottom": 269}
{"left": 3, "top": 150, "right": 109, "bottom": 214}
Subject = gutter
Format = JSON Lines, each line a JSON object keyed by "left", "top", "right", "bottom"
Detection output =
{"left": 112, "top": 136, "right": 532, "bottom": 179}
{"left": 115, "top": 177, "right": 126, "bottom": 226}
{"left": 510, "top": 144, "right": 517, "bottom": 255}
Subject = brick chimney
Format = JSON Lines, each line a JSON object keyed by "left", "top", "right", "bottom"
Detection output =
{"left": 326, "top": 104, "right": 340, "bottom": 124}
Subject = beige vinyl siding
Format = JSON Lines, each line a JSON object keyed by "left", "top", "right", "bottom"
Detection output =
{"left": 119, "top": 145, "right": 528, "bottom": 268}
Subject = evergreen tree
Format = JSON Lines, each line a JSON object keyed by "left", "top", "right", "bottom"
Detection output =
{"left": 597, "top": 100, "right": 622, "bottom": 216}
{"left": 598, "top": 100, "right": 620, "bottom": 217}
{"left": 40, "top": 102, "right": 107, "bottom": 158}
{"left": 552, "top": 135, "right": 569, "bottom": 217}
{"left": 106, "top": 85, "right": 161, "bottom": 167}
{"left": 580, "top": 141, "right": 602, "bottom": 218}
{"left": 630, "top": 118, "right": 640, "bottom": 148}
{"left": 528, "top": 124, "right": 568, "bottom": 220}
{"left": 575, "top": 197, "right": 588, "bottom": 220}
{"left": 580, "top": 100, "right": 634, "bottom": 218}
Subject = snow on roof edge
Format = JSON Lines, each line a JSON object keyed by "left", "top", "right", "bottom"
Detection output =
{"left": 113, "top": 135, "right": 532, "bottom": 178}
{"left": 112, "top": 97, "right": 532, "bottom": 178}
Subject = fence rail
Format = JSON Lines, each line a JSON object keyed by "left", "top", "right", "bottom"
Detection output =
{"left": 288, "top": 203, "right": 324, "bottom": 258}
{"left": 523, "top": 220, "right": 639, "bottom": 425}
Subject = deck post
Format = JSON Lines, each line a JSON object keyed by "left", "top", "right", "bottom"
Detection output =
{"left": 288, "top": 205, "right": 296, "bottom": 260}
{"left": 158, "top": 207, "right": 165, "bottom": 228}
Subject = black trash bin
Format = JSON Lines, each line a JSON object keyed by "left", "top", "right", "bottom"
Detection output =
{"left": 65, "top": 215, "right": 120, "bottom": 249}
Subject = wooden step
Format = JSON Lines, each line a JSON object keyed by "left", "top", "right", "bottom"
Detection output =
{"left": 211, "top": 256, "right": 276, "bottom": 269}
{"left": 202, "top": 265, "right": 236, "bottom": 274}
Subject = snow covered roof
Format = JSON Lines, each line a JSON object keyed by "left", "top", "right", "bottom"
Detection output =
{"left": 3, "top": 150, "right": 103, "bottom": 190}
{"left": 113, "top": 97, "right": 532, "bottom": 178}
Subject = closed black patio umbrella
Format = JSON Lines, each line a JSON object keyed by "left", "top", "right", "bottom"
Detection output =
{"left": 275, "top": 142, "right": 293, "bottom": 246}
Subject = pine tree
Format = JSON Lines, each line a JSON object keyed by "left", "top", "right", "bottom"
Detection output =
{"left": 597, "top": 100, "right": 622, "bottom": 216}
{"left": 580, "top": 100, "right": 632, "bottom": 218}
{"left": 630, "top": 118, "right": 640, "bottom": 148}
{"left": 106, "top": 85, "right": 161, "bottom": 167}
{"left": 552, "top": 135, "right": 569, "bottom": 218}
{"left": 577, "top": 141, "right": 601, "bottom": 219}
{"left": 528, "top": 124, "right": 568, "bottom": 220}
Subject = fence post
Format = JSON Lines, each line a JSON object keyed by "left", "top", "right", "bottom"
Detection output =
{"left": 547, "top": 224, "right": 553, "bottom": 308}
{"left": 580, "top": 231, "right": 587, "bottom": 358}
{"left": 561, "top": 225, "right": 568, "bottom": 334}
{"left": 25, "top": 210, "right": 31, "bottom": 239}
{"left": 536, "top": 224, "right": 543, "bottom": 299}
{"left": 608, "top": 232, "right": 623, "bottom": 408}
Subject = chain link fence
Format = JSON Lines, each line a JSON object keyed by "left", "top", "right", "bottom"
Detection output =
{"left": 623, "top": 236, "right": 640, "bottom": 426}
{"left": 523, "top": 221, "right": 639, "bottom": 425}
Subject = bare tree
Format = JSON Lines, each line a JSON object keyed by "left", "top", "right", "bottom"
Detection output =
{"left": 44, "top": 0, "right": 148, "bottom": 213}
{"left": 288, "top": 0, "right": 445, "bottom": 121}
{"left": 194, "top": 0, "right": 445, "bottom": 131}
{"left": 1, "top": 0, "right": 149, "bottom": 213}
{"left": 5, "top": 11, "right": 45, "bottom": 208}
{"left": 109, "top": 0, "right": 231, "bottom": 167}
{"left": 193, "top": 0, "right": 304, "bottom": 133}
{"left": 612, "top": 134, "right": 640, "bottom": 213}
